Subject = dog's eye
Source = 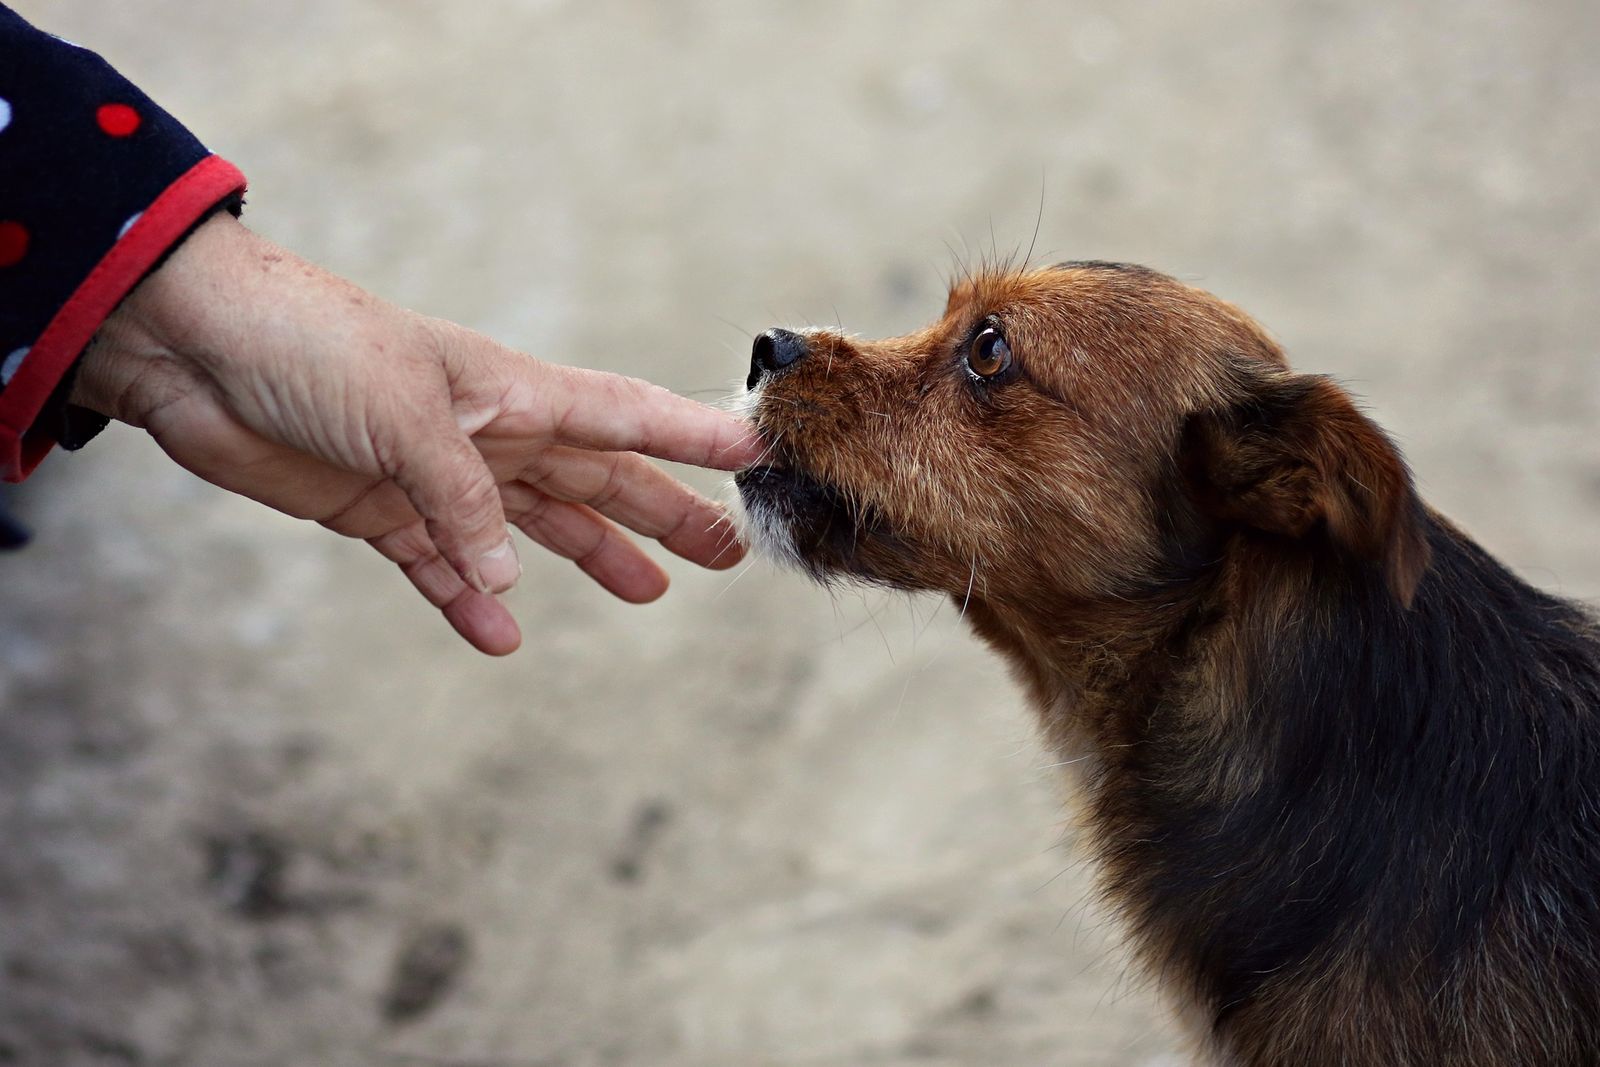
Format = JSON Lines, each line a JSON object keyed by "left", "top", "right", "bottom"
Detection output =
{"left": 966, "top": 326, "right": 1012, "bottom": 379}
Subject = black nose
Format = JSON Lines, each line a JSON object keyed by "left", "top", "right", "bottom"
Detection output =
{"left": 748, "top": 328, "right": 808, "bottom": 390}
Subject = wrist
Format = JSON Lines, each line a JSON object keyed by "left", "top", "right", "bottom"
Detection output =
{"left": 72, "top": 212, "right": 251, "bottom": 423}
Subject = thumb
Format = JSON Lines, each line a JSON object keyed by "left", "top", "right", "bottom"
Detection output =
{"left": 390, "top": 417, "right": 521, "bottom": 594}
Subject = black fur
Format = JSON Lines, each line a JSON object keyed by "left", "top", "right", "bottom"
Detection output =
{"left": 1097, "top": 514, "right": 1600, "bottom": 1034}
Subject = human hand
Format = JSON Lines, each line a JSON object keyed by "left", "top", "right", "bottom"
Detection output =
{"left": 73, "top": 213, "right": 758, "bottom": 655}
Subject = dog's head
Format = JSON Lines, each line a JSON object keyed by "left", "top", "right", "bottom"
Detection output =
{"left": 735, "top": 263, "right": 1429, "bottom": 617}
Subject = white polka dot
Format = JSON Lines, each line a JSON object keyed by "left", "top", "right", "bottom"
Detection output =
{"left": 0, "top": 98, "right": 11, "bottom": 134}
{"left": 117, "top": 212, "right": 143, "bottom": 239}
{"left": 1, "top": 347, "right": 29, "bottom": 387}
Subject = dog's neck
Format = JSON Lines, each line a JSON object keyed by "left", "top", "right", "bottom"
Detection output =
{"left": 958, "top": 566, "right": 1232, "bottom": 760}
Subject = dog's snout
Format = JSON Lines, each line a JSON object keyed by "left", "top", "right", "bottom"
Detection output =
{"left": 748, "top": 328, "right": 808, "bottom": 390}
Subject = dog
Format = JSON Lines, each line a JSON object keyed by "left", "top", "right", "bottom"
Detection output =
{"left": 733, "top": 261, "right": 1600, "bottom": 1066}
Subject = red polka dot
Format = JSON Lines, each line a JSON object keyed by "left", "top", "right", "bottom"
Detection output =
{"left": 0, "top": 221, "right": 29, "bottom": 268}
{"left": 96, "top": 103, "right": 142, "bottom": 137}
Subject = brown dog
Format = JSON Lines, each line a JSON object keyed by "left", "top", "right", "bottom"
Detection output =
{"left": 734, "top": 262, "right": 1600, "bottom": 1066}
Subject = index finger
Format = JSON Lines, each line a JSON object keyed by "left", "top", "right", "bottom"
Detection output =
{"left": 540, "top": 367, "right": 762, "bottom": 471}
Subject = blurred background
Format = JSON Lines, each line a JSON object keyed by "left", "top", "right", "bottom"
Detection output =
{"left": 3, "top": 1, "right": 1598, "bottom": 1064}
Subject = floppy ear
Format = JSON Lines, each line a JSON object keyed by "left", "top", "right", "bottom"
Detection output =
{"left": 1181, "top": 373, "right": 1431, "bottom": 606}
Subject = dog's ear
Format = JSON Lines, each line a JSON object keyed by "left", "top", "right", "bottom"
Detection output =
{"left": 1181, "top": 372, "right": 1431, "bottom": 606}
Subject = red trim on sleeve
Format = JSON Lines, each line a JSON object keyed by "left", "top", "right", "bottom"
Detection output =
{"left": 0, "top": 154, "right": 248, "bottom": 482}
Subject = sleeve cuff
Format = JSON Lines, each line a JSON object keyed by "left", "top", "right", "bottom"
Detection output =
{"left": 0, "top": 154, "right": 247, "bottom": 482}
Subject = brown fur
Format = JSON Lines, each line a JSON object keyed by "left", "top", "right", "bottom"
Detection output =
{"left": 735, "top": 262, "right": 1600, "bottom": 1066}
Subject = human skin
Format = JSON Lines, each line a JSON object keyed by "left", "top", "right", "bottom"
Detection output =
{"left": 71, "top": 213, "right": 760, "bottom": 655}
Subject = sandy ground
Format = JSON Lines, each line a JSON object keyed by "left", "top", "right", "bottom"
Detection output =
{"left": 3, "top": 1, "right": 1599, "bottom": 1064}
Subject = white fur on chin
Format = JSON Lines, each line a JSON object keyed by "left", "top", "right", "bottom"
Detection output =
{"left": 723, "top": 383, "right": 802, "bottom": 568}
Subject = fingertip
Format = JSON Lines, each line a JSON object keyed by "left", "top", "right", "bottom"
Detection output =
{"left": 481, "top": 625, "right": 523, "bottom": 656}
{"left": 705, "top": 539, "right": 747, "bottom": 570}
{"left": 612, "top": 561, "right": 670, "bottom": 604}
{"left": 659, "top": 507, "right": 748, "bottom": 571}
{"left": 701, "top": 520, "right": 748, "bottom": 570}
{"left": 444, "top": 590, "right": 523, "bottom": 656}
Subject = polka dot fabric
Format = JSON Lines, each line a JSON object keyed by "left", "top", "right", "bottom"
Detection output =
{"left": 0, "top": 3, "right": 246, "bottom": 482}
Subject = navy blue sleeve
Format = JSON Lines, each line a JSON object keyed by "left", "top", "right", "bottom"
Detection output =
{"left": 0, "top": 3, "right": 247, "bottom": 481}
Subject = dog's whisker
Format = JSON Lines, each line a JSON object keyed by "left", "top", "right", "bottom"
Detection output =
{"left": 711, "top": 556, "right": 760, "bottom": 600}
{"left": 711, "top": 314, "right": 753, "bottom": 338}
{"left": 1023, "top": 169, "right": 1047, "bottom": 271}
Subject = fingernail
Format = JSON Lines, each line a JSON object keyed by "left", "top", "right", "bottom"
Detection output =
{"left": 476, "top": 539, "right": 522, "bottom": 594}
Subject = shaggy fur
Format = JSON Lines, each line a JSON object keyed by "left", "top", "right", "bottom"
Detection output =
{"left": 734, "top": 262, "right": 1600, "bottom": 1066}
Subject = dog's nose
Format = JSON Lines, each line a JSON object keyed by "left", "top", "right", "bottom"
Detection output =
{"left": 748, "top": 328, "right": 808, "bottom": 390}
